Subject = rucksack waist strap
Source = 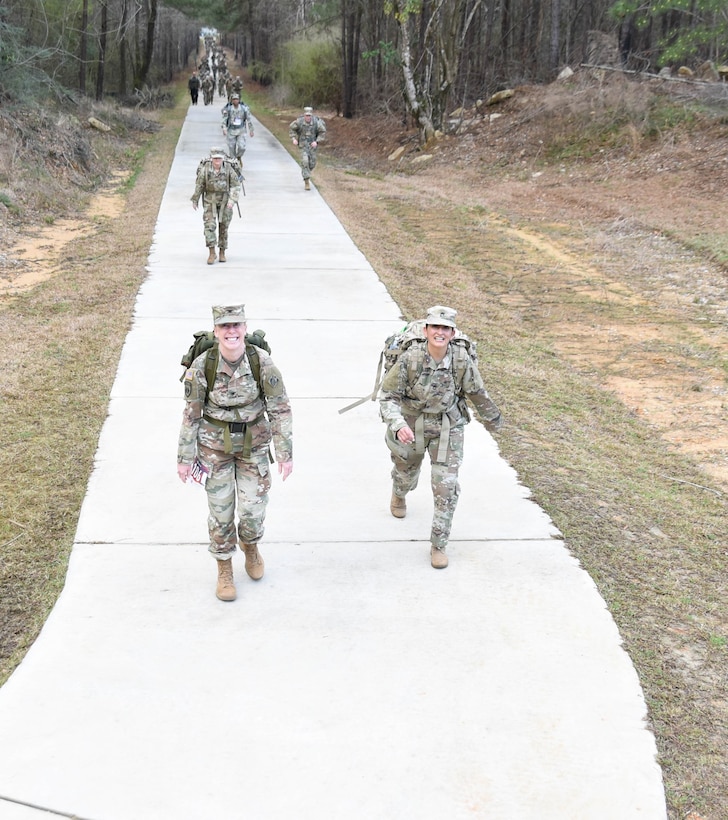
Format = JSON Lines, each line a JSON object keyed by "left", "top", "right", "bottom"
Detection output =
{"left": 203, "top": 413, "right": 262, "bottom": 456}
{"left": 413, "top": 411, "right": 451, "bottom": 463}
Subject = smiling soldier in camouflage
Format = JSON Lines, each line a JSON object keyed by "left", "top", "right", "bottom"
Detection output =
{"left": 380, "top": 306, "right": 502, "bottom": 569}
{"left": 177, "top": 304, "right": 293, "bottom": 601}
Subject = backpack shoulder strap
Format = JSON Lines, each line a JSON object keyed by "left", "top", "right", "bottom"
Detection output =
{"left": 204, "top": 344, "right": 219, "bottom": 400}
{"left": 450, "top": 337, "right": 476, "bottom": 392}
{"left": 245, "top": 343, "right": 262, "bottom": 392}
{"left": 405, "top": 339, "right": 426, "bottom": 384}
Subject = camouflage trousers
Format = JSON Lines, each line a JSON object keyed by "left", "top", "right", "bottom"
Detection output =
{"left": 386, "top": 421, "right": 464, "bottom": 549}
{"left": 197, "top": 443, "right": 271, "bottom": 558}
{"left": 299, "top": 145, "right": 318, "bottom": 179}
{"left": 226, "top": 132, "right": 246, "bottom": 161}
{"left": 202, "top": 198, "right": 233, "bottom": 248}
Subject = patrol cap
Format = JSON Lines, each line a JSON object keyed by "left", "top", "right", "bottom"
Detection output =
{"left": 425, "top": 305, "right": 457, "bottom": 328}
{"left": 231, "top": 92, "right": 240, "bottom": 100}
{"left": 210, "top": 146, "right": 226, "bottom": 158}
{"left": 212, "top": 304, "right": 246, "bottom": 325}
{"left": 303, "top": 106, "right": 313, "bottom": 114}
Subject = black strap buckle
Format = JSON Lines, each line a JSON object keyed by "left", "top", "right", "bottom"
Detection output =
{"left": 229, "top": 421, "right": 245, "bottom": 433}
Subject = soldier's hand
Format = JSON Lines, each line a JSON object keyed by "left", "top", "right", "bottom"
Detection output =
{"left": 192, "top": 202, "right": 198, "bottom": 210}
{"left": 292, "top": 138, "right": 298, "bottom": 146}
{"left": 177, "top": 463, "right": 192, "bottom": 483}
{"left": 396, "top": 426, "right": 415, "bottom": 444}
{"left": 311, "top": 141, "right": 317, "bottom": 148}
{"left": 278, "top": 461, "right": 293, "bottom": 482}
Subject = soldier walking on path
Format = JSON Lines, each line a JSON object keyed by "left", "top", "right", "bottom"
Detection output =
{"left": 188, "top": 70, "right": 200, "bottom": 105}
{"left": 191, "top": 147, "right": 241, "bottom": 265}
{"left": 177, "top": 305, "right": 293, "bottom": 602}
{"left": 201, "top": 71, "right": 214, "bottom": 105}
{"left": 289, "top": 106, "right": 326, "bottom": 190}
{"left": 380, "top": 306, "right": 502, "bottom": 569}
{"left": 221, "top": 93, "right": 254, "bottom": 165}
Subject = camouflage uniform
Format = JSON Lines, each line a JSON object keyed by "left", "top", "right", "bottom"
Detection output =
{"left": 380, "top": 307, "right": 502, "bottom": 551}
{"left": 177, "top": 308, "right": 293, "bottom": 558}
{"left": 289, "top": 108, "right": 326, "bottom": 182}
{"left": 191, "top": 149, "right": 241, "bottom": 252}
{"left": 219, "top": 70, "right": 230, "bottom": 98}
{"left": 222, "top": 98, "right": 254, "bottom": 162}
{"left": 201, "top": 73, "right": 214, "bottom": 105}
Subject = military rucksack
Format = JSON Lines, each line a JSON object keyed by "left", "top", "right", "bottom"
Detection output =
{"left": 196, "top": 154, "right": 243, "bottom": 183}
{"left": 338, "top": 320, "right": 477, "bottom": 414}
{"left": 180, "top": 329, "right": 271, "bottom": 399}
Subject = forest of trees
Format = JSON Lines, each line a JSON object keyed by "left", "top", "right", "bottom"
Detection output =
{"left": 2, "top": 0, "right": 727, "bottom": 134}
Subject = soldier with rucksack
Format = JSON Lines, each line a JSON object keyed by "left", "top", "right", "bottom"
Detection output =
{"left": 379, "top": 306, "right": 502, "bottom": 569}
{"left": 177, "top": 304, "right": 293, "bottom": 602}
{"left": 201, "top": 71, "right": 214, "bottom": 105}
{"left": 289, "top": 106, "right": 326, "bottom": 190}
{"left": 191, "top": 147, "right": 241, "bottom": 265}
{"left": 221, "top": 93, "right": 254, "bottom": 165}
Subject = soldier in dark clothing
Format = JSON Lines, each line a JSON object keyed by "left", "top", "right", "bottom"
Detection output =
{"left": 188, "top": 71, "right": 200, "bottom": 105}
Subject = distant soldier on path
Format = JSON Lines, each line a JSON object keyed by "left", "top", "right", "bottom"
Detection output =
{"left": 188, "top": 71, "right": 200, "bottom": 105}
{"left": 201, "top": 71, "right": 214, "bottom": 105}
{"left": 222, "top": 93, "right": 254, "bottom": 165}
{"left": 191, "top": 147, "right": 241, "bottom": 265}
{"left": 289, "top": 106, "right": 326, "bottom": 190}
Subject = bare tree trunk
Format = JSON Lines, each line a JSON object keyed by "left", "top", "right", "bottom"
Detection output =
{"left": 395, "top": 5, "right": 436, "bottom": 143}
{"left": 133, "top": 0, "right": 158, "bottom": 89}
{"left": 119, "top": 0, "right": 128, "bottom": 96}
{"left": 95, "top": 0, "right": 108, "bottom": 100}
{"left": 79, "top": 0, "right": 88, "bottom": 94}
{"left": 550, "top": 0, "right": 561, "bottom": 72}
{"left": 342, "top": 0, "right": 363, "bottom": 118}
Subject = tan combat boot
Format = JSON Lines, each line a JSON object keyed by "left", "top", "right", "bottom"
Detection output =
{"left": 242, "top": 543, "right": 264, "bottom": 580}
{"left": 390, "top": 492, "right": 406, "bottom": 519}
{"left": 430, "top": 545, "right": 448, "bottom": 569}
{"left": 218, "top": 248, "right": 226, "bottom": 263}
{"left": 304, "top": 178, "right": 310, "bottom": 190}
{"left": 216, "top": 559, "right": 236, "bottom": 601}
{"left": 207, "top": 246, "right": 217, "bottom": 265}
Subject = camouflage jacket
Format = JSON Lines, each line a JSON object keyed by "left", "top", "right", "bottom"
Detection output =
{"left": 222, "top": 103, "right": 253, "bottom": 134}
{"left": 177, "top": 347, "right": 293, "bottom": 464}
{"left": 380, "top": 341, "right": 502, "bottom": 435}
{"left": 191, "top": 161, "right": 241, "bottom": 207}
{"left": 289, "top": 116, "right": 326, "bottom": 146}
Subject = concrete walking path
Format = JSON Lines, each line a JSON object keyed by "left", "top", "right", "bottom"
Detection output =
{"left": 0, "top": 98, "right": 667, "bottom": 819}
